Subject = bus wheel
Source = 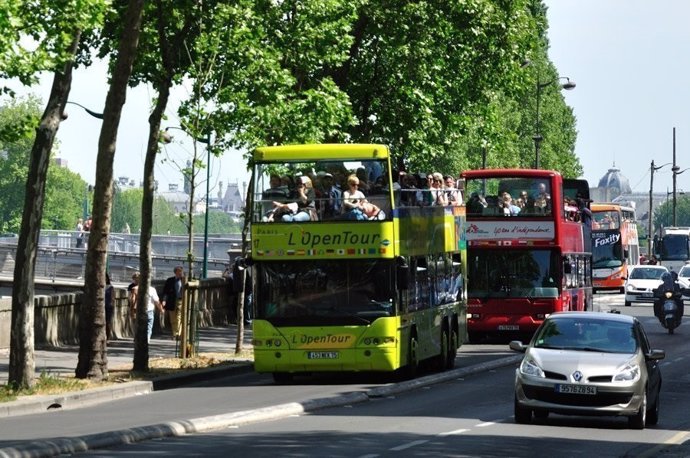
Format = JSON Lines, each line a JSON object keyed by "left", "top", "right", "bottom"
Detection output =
{"left": 404, "top": 336, "right": 419, "bottom": 379}
{"left": 272, "top": 372, "right": 293, "bottom": 384}
{"left": 446, "top": 328, "right": 458, "bottom": 370}
{"left": 434, "top": 329, "right": 449, "bottom": 372}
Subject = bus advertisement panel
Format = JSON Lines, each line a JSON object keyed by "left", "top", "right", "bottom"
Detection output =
{"left": 462, "top": 169, "right": 592, "bottom": 342}
{"left": 247, "top": 144, "right": 466, "bottom": 382}
{"left": 591, "top": 203, "right": 640, "bottom": 293}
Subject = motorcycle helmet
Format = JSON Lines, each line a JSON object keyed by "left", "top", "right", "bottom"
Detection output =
{"left": 661, "top": 271, "right": 674, "bottom": 290}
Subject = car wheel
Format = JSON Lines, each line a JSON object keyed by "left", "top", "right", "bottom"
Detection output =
{"left": 629, "top": 390, "right": 647, "bottom": 429}
{"left": 514, "top": 395, "right": 532, "bottom": 424}
{"left": 647, "top": 388, "right": 660, "bottom": 426}
{"left": 625, "top": 300, "right": 632, "bottom": 307}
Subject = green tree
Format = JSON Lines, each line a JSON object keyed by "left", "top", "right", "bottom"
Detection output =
{"left": 3, "top": 0, "right": 109, "bottom": 388}
{"left": 76, "top": 0, "right": 146, "bottom": 381}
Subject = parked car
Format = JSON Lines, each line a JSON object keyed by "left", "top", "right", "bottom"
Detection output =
{"left": 624, "top": 265, "right": 669, "bottom": 307}
{"left": 676, "top": 264, "right": 690, "bottom": 289}
{"left": 510, "top": 311, "right": 664, "bottom": 429}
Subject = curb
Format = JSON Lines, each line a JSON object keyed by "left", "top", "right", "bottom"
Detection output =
{"left": 0, "top": 355, "right": 521, "bottom": 458}
{"left": 0, "top": 362, "right": 254, "bottom": 419}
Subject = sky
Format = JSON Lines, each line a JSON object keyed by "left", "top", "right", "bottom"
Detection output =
{"left": 11, "top": 1, "right": 690, "bottom": 198}
{"left": 544, "top": 0, "right": 690, "bottom": 195}
{"left": 12, "top": 60, "right": 250, "bottom": 195}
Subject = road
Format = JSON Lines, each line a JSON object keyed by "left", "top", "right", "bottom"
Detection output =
{"left": 83, "top": 293, "right": 690, "bottom": 457}
{"left": 4, "top": 292, "right": 690, "bottom": 457}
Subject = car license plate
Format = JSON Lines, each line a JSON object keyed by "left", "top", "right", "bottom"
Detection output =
{"left": 642, "top": 292, "right": 653, "bottom": 298}
{"left": 555, "top": 384, "right": 597, "bottom": 395}
{"left": 307, "top": 351, "right": 339, "bottom": 360}
{"left": 498, "top": 325, "right": 519, "bottom": 331}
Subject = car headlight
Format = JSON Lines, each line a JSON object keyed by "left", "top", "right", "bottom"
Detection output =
{"left": 626, "top": 284, "right": 635, "bottom": 292}
{"left": 613, "top": 362, "right": 640, "bottom": 382}
{"left": 519, "top": 357, "right": 545, "bottom": 378}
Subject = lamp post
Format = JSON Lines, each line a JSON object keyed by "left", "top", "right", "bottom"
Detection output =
{"left": 534, "top": 76, "right": 576, "bottom": 169}
{"left": 63, "top": 101, "right": 104, "bottom": 120}
{"left": 649, "top": 160, "right": 671, "bottom": 254}
{"left": 161, "top": 127, "right": 212, "bottom": 279}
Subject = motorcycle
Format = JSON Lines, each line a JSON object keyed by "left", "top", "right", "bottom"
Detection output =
{"left": 653, "top": 272, "right": 688, "bottom": 334}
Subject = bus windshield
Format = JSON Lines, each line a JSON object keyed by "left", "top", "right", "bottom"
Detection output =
{"left": 661, "top": 234, "right": 690, "bottom": 260}
{"left": 592, "top": 233, "right": 623, "bottom": 268}
{"left": 464, "top": 176, "right": 553, "bottom": 217}
{"left": 253, "top": 158, "right": 390, "bottom": 223}
{"left": 256, "top": 260, "right": 395, "bottom": 326}
{"left": 468, "top": 249, "right": 559, "bottom": 299}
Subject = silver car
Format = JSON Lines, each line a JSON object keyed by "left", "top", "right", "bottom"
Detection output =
{"left": 510, "top": 312, "right": 664, "bottom": 429}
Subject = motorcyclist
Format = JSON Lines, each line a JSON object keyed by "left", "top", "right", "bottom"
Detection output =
{"left": 653, "top": 271, "right": 684, "bottom": 325}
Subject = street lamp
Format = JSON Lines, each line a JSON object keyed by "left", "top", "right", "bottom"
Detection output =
{"left": 63, "top": 101, "right": 104, "bottom": 120}
{"left": 648, "top": 160, "right": 671, "bottom": 254}
{"left": 533, "top": 76, "right": 576, "bottom": 169}
{"left": 161, "top": 126, "right": 212, "bottom": 279}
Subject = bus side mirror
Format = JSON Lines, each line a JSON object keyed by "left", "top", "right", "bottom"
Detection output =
{"left": 624, "top": 249, "right": 629, "bottom": 259}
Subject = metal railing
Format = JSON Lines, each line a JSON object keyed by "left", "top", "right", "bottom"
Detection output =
{"left": 0, "top": 230, "right": 243, "bottom": 283}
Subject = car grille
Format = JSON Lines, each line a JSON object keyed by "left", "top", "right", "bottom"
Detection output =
{"left": 523, "top": 386, "right": 633, "bottom": 407}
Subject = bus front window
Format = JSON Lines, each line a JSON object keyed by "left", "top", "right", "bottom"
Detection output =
{"left": 468, "top": 249, "right": 559, "bottom": 299}
{"left": 256, "top": 260, "right": 395, "bottom": 325}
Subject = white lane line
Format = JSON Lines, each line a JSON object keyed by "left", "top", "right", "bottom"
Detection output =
{"left": 438, "top": 428, "right": 469, "bottom": 436}
{"left": 389, "top": 440, "right": 429, "bottom": 451}
{"left": 476, "top": 422, "right": 495, "bottom": 427}
{"left": 358, "top": 455, "right": 379, "bottom": 458}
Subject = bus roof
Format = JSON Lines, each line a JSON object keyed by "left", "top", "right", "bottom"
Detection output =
{"left": 461, "top": 169, "right": 561, "bottom": 179}
{"left": 254, "top": 144, "right": 390, "bottom": 161}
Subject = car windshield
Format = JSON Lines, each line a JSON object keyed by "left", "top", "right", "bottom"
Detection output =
{"left": 679, "top": 266, "right": 690, "bottom": 278}
{"left": 630, "top": 268, "right": 665, "bottom": 280}
{"left": 533, "top": 318, "right": 638, "bottom": 353}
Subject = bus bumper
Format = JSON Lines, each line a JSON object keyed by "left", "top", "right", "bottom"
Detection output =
{"left": 254, "top": 347, "right": 399, "bottom": 373}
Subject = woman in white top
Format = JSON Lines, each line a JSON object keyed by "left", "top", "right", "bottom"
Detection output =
{"left": 343, "top": 174, "right": 375, "bottom": 220}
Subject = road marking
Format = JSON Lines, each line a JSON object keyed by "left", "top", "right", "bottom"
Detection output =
{"left": 476, "top": 421, "right": 495, "bottom": 427}
{"left": 438, "top": 428, "right": 469, "bottom": 436}
{"left": 390, "top": 440, "right": 429, "bottom": 451}
{"left": 358, "top": 455, "right": 379, "bottom": 458}
{"left": 636, "top": 431, "right": 690, "bottom": 458}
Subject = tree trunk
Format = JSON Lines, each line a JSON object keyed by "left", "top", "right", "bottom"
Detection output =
{"left": 76, "top": 0, "right": 145, "bottom": 380}
{"left": 133, "top": 81, "right": 171, "bottom": 371}
{"left": 8, "top": 32, "right": 81, "bottom": 388}
{"left": 235, "top": 174, "right": 254, "bottom": 354}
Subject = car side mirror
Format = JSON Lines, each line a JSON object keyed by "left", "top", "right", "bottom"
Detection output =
{"left": 509, "top": 340, "right": 526, "bottom": 352}
{"left": 647, "top": 349, "right": 665, "bottom": 361}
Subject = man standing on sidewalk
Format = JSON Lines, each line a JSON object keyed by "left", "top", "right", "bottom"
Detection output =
{"left": 161, "top": 266, "right": 185, "bottom": 339}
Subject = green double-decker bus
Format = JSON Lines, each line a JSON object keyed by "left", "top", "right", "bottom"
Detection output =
{"left": 247, "top": 144, "right": 467, "bottom": 382}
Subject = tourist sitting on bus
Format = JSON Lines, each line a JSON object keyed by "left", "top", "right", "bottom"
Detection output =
{"left": 430, "top": 172, "right": 448, "bottom": 206}
{"left": 501, "top": 193, "right": 521, "bottom": 216}
{"left": 533, "top": 182, "right": 551, "bottom": 212}
{"left": 444, "top": 175, "right": 461, "bottom": 205}
{"left": 343, "top": 174, "right": 381, "bottom": 220}
{"left": 467, "top": 192, "right": 488, "bottom": 214}
{"left": 261, "top": 174, "right": 290, "bottom": 218}
{"left": 268, "top": 175, "right": 317, "bottom": 222}
{"left": 318, "top": 172, "right": 342, "bottom": 219}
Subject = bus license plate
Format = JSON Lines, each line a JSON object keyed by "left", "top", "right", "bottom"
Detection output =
{"left": 556, "top": 384, "right": 597, "bottom": 395}
{"left": 307, "top": 351, "right": 339, "bottom": 360}
{"left": 498, "top": 325, "right": 519, "bottom": 331}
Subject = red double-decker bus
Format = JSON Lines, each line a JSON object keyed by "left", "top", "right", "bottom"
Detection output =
{"left": 461, "top": 169, "right": 593, "bottom": 342}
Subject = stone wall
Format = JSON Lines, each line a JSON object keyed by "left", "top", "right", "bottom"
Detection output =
{"left": 0, "top": 278, "right": 235, "bottom": 349}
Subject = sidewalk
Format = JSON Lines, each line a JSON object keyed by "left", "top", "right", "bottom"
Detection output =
{"left": 0, "top": 324, "right": 254, "bottom": 397}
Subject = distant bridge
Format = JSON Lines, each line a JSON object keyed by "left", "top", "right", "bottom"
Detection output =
{"left": 0, "top": 230, "right": 243, "bottom": 287}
